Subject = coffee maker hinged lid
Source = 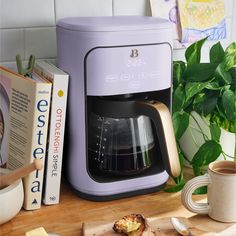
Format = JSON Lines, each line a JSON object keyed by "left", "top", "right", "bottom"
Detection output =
{"left": 57, "top": 16, "right": 172, "bottom": 32}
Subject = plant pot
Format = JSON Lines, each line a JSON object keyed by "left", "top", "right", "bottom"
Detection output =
{"left": 179, "top": 111, "right": 236, "bottom": 167}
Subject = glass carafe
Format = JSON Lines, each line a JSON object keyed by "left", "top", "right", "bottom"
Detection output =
{"left": 88, "top": 114, "right": 157, "bottom": 175}
{"left": 87, "top": 97, "right": 180, "bottom": 178}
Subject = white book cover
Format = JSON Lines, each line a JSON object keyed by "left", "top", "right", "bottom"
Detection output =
{"left": 2, "top": 67, "right": 52, "bottom": 210}
{"left": 34, "top": 61, "right": 69, "bottom": 205}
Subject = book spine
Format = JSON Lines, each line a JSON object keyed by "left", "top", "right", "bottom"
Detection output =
{"left": 44, "top": 77, "right": 68, "bottom": 205}
{"left": 35, "top": 63, "right": 68, "bottom": 205}
{"left": 7, "top": 79, "right": 51, "bottom": 210}
{"left": 25, "top": 83, "right": 51, "bottom": 209}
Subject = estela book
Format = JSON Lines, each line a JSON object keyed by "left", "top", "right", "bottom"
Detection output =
{"left": 1, "top": 66, "right": 52, "bottom": 210}
{"left": 34, "top": 61, "right": 69, "bottom": 205}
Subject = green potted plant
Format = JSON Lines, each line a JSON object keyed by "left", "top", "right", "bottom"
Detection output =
{"left": 166, "top": 38, "right": 236, "bottom": 193}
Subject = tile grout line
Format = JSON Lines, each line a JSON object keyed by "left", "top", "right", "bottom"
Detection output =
{"left": 53, "top": 0, "right": 57, "bottom": 25}
{"left": 112, "top": 0, "right": 114, "bottom": 16}
{"left": 232, "top": 0, "right": 236, "bottom": 40}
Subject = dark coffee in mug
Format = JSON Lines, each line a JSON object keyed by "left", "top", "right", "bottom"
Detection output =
{"left": 214, "top": 168, "right": 236, "bottom": 174}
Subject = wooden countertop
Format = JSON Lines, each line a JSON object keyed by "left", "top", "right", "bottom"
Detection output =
{"left": 0, "top": 178, "right": 233, "bottom": 236}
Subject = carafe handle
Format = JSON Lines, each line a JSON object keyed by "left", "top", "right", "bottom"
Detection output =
{"left": 135, "top": 101, "right": 180, "bottom": 177}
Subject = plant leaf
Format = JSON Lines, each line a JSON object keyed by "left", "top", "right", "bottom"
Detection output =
{"left": 190, "top": 140, "right": 222, "bottom": 167}
{"left": 210, "top": 123, "right": 221, "bottom": 142}
{"left": 230, "top": 121, "right": 236, "bottom": 133}
{"left": 173, "top": 61, "right": 186, "bottom": 89}
{"left": 178, "top": 148, "right": 185, "bottom": 170}
{"left": 164, "top": 180, "right": 186, "bottom": 193}
{"left": 172, "top": 84, "right": 186, "bottom": 112}
{"left": 172, "top": 111, "right": 189, "bottom": 140}
{"left": 193, "top": 92, "right": 218, "bottom": 116}
{"left": 184, "top": 63, "right": 218, "bottom": 82}
{"left": 193, "top": 186, "right": 207, "bottom": 195}
{"left": 215, "top": 63, "right": 232, "bottom": 84}
{"left": 210, "top": 42, "right": 225, "bottom": 64}
{"left": 223, "top": 42, "right": 236, "bottom": 71}
{"left": 185, "top": 37, "right": 208, "bottom": 66}
{"left": 222, "top": 89, "right": 236, "bottom": 121}
{"left": 215, "top": 102, "right": 228, "bottom": 120}
{"left": 229, "top": 66, "right": 236, "bottom": 87}
{"left": 210, "top": 112, "right": 227, "bottom": 129}
{"left": 185, "top": 82, "right": 207, "bottom": 101}
{"left": 205, "top": 82, "right": 230, "bottom": 91}
{"left": 192, "top": 165, "right": 202, "bottom": 176}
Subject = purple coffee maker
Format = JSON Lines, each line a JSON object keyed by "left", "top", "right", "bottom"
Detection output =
{"left": 57, "top": 16, "right": 180, "bottom": 200}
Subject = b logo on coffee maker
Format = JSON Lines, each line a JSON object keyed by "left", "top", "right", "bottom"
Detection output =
{"left": 130, "top": 49, "right": 139, "bottom": 58}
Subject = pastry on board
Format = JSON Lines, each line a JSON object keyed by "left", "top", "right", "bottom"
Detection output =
{"left": 113, "top": 214, "right": 154, "bottom": 236}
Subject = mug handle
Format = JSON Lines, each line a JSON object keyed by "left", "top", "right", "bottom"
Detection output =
{"left": 181, "top": 174, "right": 211, "bottom": 214}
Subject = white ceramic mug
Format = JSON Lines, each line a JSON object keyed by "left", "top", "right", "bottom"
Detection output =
{"left": 181, "top": 160, "right": 236, "bottom": 222}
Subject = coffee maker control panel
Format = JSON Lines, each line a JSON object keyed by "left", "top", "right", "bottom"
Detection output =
{"left": 105, "top": 71, "right": 161, "bottom": 81}
{"left": 86, "top": 43, "right": 172, "bottom": 96}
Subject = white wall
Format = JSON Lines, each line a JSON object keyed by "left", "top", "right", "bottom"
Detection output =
{"left": 232, "top": 0, "right": 236, "bottom": 40}
{"left": 0, "top": 0, "right": 235, "bottom": 68}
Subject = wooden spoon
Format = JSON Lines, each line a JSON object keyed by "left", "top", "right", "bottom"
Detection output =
{"left": 0, "top": 159, "right": 43, "bottom": 189}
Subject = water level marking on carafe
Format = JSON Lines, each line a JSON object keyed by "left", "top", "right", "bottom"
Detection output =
{"left": 97, "top": 119, "right": 106, "bottom": 164}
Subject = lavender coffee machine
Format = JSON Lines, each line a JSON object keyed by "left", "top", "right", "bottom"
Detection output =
{"left": 57, "top": 16, "right": 180, "bottom": 200}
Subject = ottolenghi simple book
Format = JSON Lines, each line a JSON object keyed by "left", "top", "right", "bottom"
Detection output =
{"left": 34, "top": 61, "right": 69, "bottom": 205}
{"left": 1, "top": 66, "right": 52, "bottom": 210}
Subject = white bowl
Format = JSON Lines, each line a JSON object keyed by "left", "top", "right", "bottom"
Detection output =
{"left": 0, "top": 168, "right": 24, "bottom": 225}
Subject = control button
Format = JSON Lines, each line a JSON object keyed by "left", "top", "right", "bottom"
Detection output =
{"left": 149, "top": 72, "right": 160, "bottom": 80}
{"left": 121, "top": 74, "right": 130, "bottom": 80}
{"left": 128, "top": 81, "right": 140, "bottom": 89}
{"left": 105, "top": 74, "right": 119, "bottom": 82}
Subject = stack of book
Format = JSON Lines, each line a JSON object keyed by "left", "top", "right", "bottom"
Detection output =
{"left": 0, "top": 61, "right": 69, "bottom": 210}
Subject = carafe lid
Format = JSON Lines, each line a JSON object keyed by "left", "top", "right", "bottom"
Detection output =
{"left": 57, "top": 16, "right": 171, "bottom": 32}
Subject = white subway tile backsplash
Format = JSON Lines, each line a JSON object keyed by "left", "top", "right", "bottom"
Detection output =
{"left": 232, "top": 1, "right": 236, "bottom": 41}
{"left": 25, "top": 27, "right": 56, "bottom": 59}
{"left": 0, "top": 1, "right": 2, "bottom": 27}
{"left": 113, "top": 0, "right": 149, "bottom": 16}
{"left": 225, "top": 17, "right": 233, "bottom": 44}
{"left": 55, "top": 0, "right": 112, "bottom": 21}
{"left": 0, "top": 61, "right": 17, "bottom": 71}
{"left": 0, "top": 29, "right": 24, "bottom": 62}
{"left": 173, "top": 48, "right": 186, "bottom": 62}
{"left": 0, "top": 0, "right": 235, "bottom": 65}
{"left": 225, "top": 0, "right": 234, "bottom": 17}
{"left": 0, "top": 0, "right": 55, "bottom": 29}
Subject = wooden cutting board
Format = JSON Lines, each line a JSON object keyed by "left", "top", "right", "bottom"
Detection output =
{"left": 82, "top": 216, "right": 236, "bottom": 236}
{"left": 82, "top": 217, "right": 210, "bottom": 236}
